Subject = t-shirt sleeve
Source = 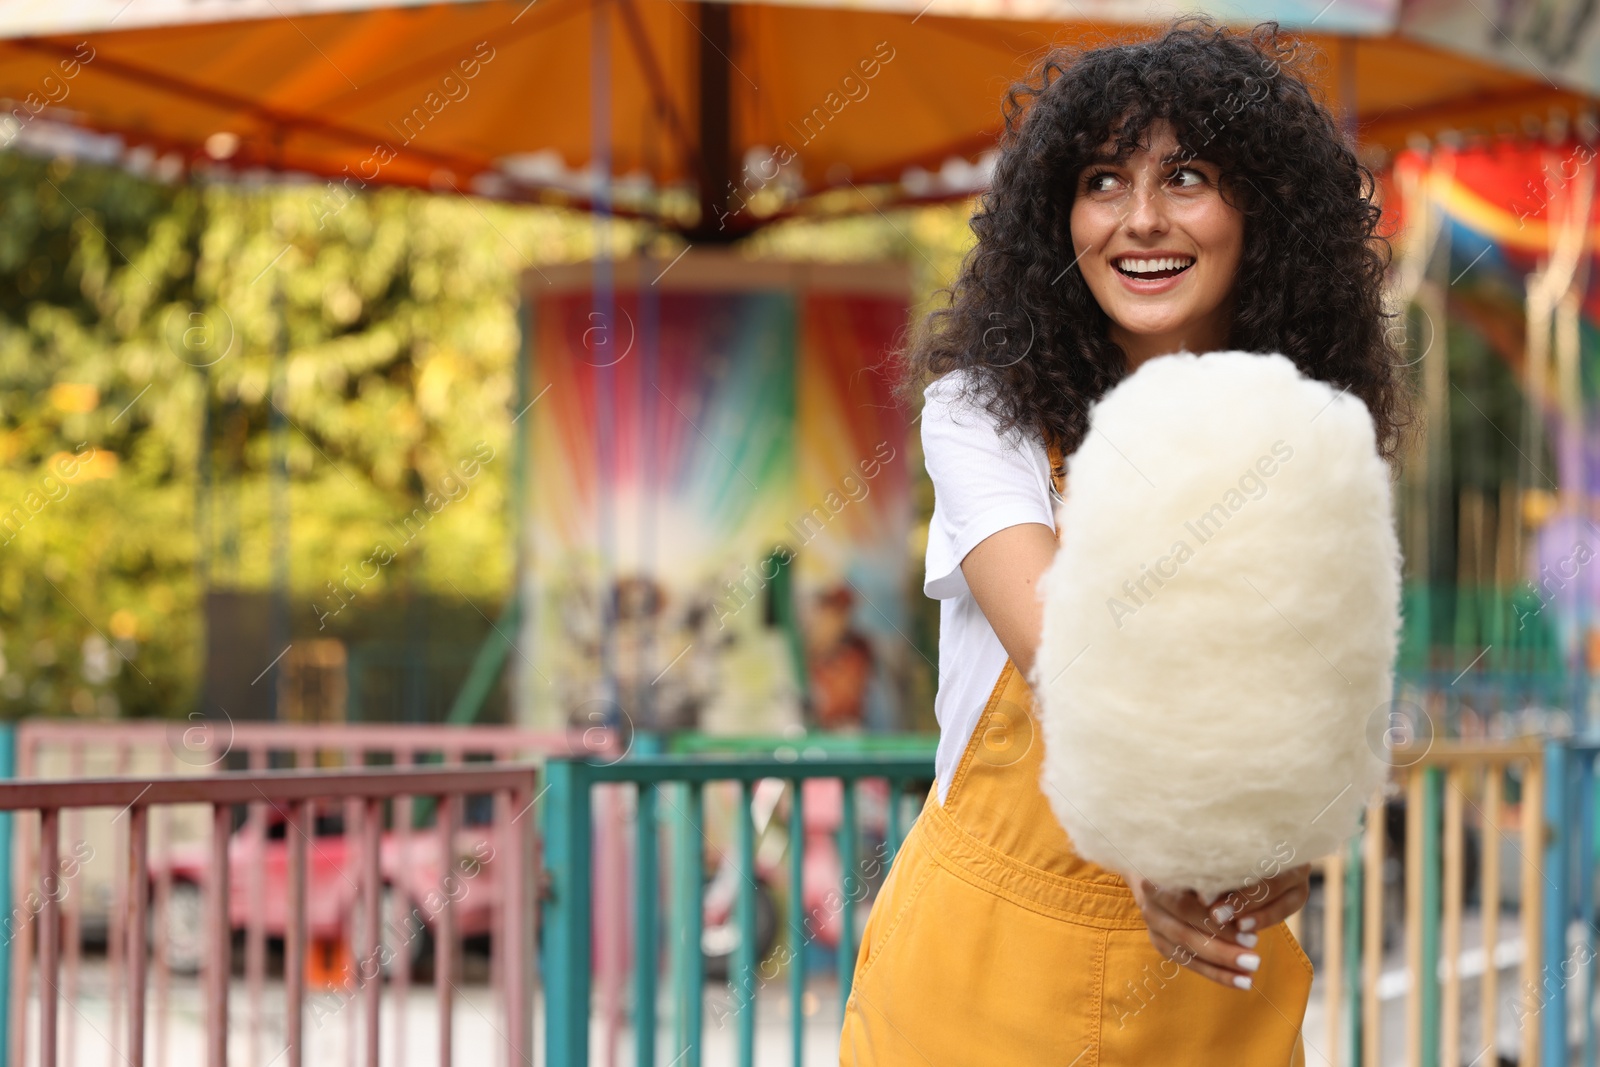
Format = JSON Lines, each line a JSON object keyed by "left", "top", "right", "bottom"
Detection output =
{"left": 921, "top": 371, "right": 1056, "bottom": 600}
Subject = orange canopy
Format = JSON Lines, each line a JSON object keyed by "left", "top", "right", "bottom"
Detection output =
{"left": 0, "top": 0, "right": 1590, "bottom": 235}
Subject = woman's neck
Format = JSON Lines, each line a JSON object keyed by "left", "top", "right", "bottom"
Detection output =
{"left": 1110, "top": 296, "right": 1236, "bottom": 372}
{"left": 1113, "top": 323, "right": 1232, "bottom": 372}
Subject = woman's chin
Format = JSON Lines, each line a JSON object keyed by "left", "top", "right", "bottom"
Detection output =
{"left": 1111, "top": 321, "right": 1203, "bottom": 357}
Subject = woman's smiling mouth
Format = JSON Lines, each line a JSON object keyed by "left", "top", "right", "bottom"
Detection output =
{"left": 1109, "top": 253, "right": 1197, "bottom": 294}
{"left": 1112, "top": 254, "right": 1196, "bottom": 280}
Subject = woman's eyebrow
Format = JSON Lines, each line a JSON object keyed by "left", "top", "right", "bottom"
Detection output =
{"left": 1082, "top": 149, "right": 1211, "bottom": 169}
{"left": 1083, "top": 152, "right": 1128, "bottom": 168}
{"left": 1163, "top": 148, "right": 1213, "bottom": 167}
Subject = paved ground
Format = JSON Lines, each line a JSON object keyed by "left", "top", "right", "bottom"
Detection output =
{"left": 22, "top": 964, "right": 849, "bottom": 1067}
{"left": 17, "top": 918, "right": 1595, "bottom": 1067}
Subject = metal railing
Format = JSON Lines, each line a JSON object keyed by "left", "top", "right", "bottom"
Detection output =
{"left": 3, "top": 716, "right": 617, "bottom": 1067}
{"left": 1541, "top": 736, "right": 1600, "bottom": 1067}
{"left": 542, "top": 739, "right": 1600, "bottom": 1067}
{"left": 6, "top": 729, "right": 1599, "bottom": 1065}
{"left": 540, "top": 754, "right": 934, "bottom": 1067}
{"left": 0, "top": 763, "right": 539, "bottom": 1067}
{"left": 1299, "top": 740, "right": 1550, "bottom": 1067}
{"left": 13, "top": 719, "right": 604, "bottom": 775}
{"left": 664, "top": 733, "right": 937, "bottom": 760}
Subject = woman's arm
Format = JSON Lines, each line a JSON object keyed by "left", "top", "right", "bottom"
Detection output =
{"left": 959, "top": 521, "right": 1060, "bottom": 682}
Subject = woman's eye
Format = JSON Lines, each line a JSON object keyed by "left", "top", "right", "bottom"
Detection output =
{"left": 1169, "top": 167, "right": 1206, "bottom": 187}
{"left": 1084, "top": 171, "right": 1119, "bottom": 193}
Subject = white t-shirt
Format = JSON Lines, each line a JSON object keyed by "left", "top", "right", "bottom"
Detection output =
{"left": 921, "top": 369, "right": 1062, "bottom": 803}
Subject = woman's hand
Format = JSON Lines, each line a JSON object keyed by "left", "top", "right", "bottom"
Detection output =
{"left": 1128, "top": 863, "right": 1311, "bottom": 991}
{"left": 1209, "top": 862, "right": 1313, "bottom": 939}
{"left": 1129, "top": 877, "right": 1260, "bottom": 990}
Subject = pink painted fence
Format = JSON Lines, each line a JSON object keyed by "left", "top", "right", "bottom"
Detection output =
{"left": 5, "top": 720, "right": 626, "bottom": 1067}
{"left": 1, "top": 763, "right": 537, "bottom": 1067}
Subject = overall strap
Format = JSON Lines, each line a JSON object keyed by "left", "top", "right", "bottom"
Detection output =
{"left": 1048, "top": 437, "right": 1066, "bottom": 504}
{"left": 930, "top": 433, "right": 1124, "bottom": 885}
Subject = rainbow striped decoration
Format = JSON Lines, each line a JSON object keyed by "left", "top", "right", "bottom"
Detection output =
{"left": 519, "top": 253, "right": 913, "bottom": 736}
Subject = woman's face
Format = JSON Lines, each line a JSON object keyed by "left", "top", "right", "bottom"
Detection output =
{"left": 1068, "top": 119, "right": 1244, "bottom": 371}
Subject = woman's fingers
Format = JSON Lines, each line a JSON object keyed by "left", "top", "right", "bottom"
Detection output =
{"left": 1144, "top": 881, "right": 1221, "bottom": 931}
{"left": 1136, "top": 880, "right": 1260, "bottom": 989}
{"left": 1144, "top": 880, "right": 1252, "bottom": 945}
{"left": 1206, "top": 880, "right": 1272, "bottom": 924}
{"left": 1231, "top": 864, "right": 1313, "bottom": 932}
{"left": 1145, "top": 923, "right": 1259, "bottom": 990}
{"left": 1133, "top": 864, "right": 1313, "bottom": 991}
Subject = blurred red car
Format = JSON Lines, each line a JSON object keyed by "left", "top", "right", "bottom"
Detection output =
{"left": 148, "top": 804, "right": 499, "bottom": 976}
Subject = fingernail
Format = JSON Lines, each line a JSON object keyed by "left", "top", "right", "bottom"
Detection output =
{"left": 1211, "top": 904, "right": 1234, "bottom": 924}
{"left": 1237, "top": 916, "right": 1256, "bottom": 932}
{"left": 1233, "top": 974, "right": 1253, "bottom": 990}
{"left": 1236, "top": 932, "right": 1258, "bottom": 948}
{"left": 1237, "top": 952, "right": 1261, "bottom": 973}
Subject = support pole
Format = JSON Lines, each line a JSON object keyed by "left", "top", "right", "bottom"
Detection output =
{"left": 543, "top": 761, "right": 593, "bottom": 1066}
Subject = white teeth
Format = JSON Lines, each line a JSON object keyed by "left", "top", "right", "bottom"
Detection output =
{"left": 1115, "top": 256, "right": 1194, "bottom": 274}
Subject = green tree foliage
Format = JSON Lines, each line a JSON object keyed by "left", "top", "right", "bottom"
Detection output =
{"left": 0, "top": 148, "right": 649, "bottom": 720}
{"left": 0, "top": 152, "right": 208, "bottom": 719}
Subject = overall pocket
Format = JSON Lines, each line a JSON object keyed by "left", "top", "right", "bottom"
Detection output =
{"left": 1099, "top": 922, "right": 1314, "bottom": 1066}
{"left": 845, "top": 858, "right": 1106, "bottom": 1067}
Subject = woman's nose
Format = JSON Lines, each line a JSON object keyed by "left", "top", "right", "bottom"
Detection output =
{"left": 1122, "top": 181, "right": 1170, "bottom": 237}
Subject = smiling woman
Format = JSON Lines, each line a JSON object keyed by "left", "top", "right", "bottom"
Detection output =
{"left": 898, "top": 17, "right": 1413, "bottom": 467}
{"left": 1070, "top": 121, "right": 1244, "bottom": 369}
{"left": 844, "top": 15, "right": 1419, "bottom": 1067}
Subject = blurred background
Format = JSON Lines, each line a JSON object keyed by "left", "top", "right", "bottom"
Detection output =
{"left": 3, "top": 0, "right": 1600, "bottom": 750}
{"left": 2, "top": 0, "right": 1600, "bottom": 1064}
{"left": 0, "top": 146, "right": 965, "bottom": 739}
{"left": 0, "top": 0, "right": 1597, "bottom": 752}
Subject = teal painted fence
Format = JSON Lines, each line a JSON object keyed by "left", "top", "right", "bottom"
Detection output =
{"left": 1541, "top": 735, "right": 1600, "bottom": 1067}
{"left": 540, "top": 753, "right": 933, "bottom": 1067}
{"left": 0, "top": 722, "right": 13, "bottom": 1062}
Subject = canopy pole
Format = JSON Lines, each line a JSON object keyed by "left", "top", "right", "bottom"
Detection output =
{"left": 692, "top": 1, "right": 735, "bottom": 242}
{"left": 1339, "top": 36, "right": 1357, "bottom": 141}
{"left": 590, "top": 1, "right": 626, "bottom": 1064}
{"left": 591, "top": 0, "right": 619, "bottom": 722}
{"left": 270, "top": 272, "right": 290, "bottom": 723}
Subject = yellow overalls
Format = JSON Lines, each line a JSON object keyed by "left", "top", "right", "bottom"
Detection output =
{"left": 840, "top": 443, "right": 1314, "bottom": 1066}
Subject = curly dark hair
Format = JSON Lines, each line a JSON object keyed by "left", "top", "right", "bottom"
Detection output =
{"left": 896, "top": 17, "right": 1417, "bottom": 466}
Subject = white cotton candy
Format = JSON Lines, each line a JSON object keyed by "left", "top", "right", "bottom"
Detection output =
{"left": 1034, "top": 351, "right": 1402, "bottom": 899}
